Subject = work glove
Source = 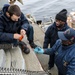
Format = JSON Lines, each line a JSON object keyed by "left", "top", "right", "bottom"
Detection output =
{"left": 34, "top": 47, "right": 44, "bottom": 54}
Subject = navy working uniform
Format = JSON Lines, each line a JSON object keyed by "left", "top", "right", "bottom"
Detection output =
{"left": 43, "top": 22, "right": 69, "bottom": 68}
{"left": 44, "top": 39, "right": 75, "bottom": 75}
{"left": 34, "top": 28, "right": 75, "bottom": 75}
{"left": 0, "top": 4, "right": 34, "bottom": 45}
{"left": 43, "top": 9, "right": 70, "bottom": 69}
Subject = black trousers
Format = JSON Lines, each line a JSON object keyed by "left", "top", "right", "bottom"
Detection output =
{"left": 26, "top": 25, "right": 34, "bottom": 43}
{"left": 58, "top": 71, "right": 65, "bottom": 75}
{"left": 48, "top": 54, "right": 55, "bottom": 68}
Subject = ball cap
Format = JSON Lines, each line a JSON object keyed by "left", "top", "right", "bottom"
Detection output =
{"left": 58, "top": 28, "right": 75, "bottom": 42}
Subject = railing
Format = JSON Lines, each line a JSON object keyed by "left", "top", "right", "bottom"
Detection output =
{"left": 0, "top": 67, "right": 49, "bottom": 75}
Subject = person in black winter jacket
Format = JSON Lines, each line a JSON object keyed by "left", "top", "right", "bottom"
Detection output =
{"left": 43, "top": 9, "right": 70, "bottom": 69}
{"left": 0, "top": 4, "right": 37, "bottom": 49}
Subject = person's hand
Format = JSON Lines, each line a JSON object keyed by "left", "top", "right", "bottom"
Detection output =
{"left": 20, "top": 29, "right": 26, "bottom": 37}
{"left": 19, "top": 35, "right": 24, "bottom": 41}
{"left": 14, "top": 33, "right": 22, "bottom": 40}
{"left": 34, "top": 47, "right": 44, "bottom": 54}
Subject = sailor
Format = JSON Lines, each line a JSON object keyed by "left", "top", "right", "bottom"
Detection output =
{"left": 34, "top": 28, "right": 75, "bottom": 75}
{"left": 43, "top": 9, "right": 70, "bottom": 69}
{"left": 0, "top": 4, "right": 37, "bottom": 51}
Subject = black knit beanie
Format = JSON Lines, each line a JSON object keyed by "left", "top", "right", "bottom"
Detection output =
{"left": 55, "top": 9, "right": 67, "bottom": 22}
